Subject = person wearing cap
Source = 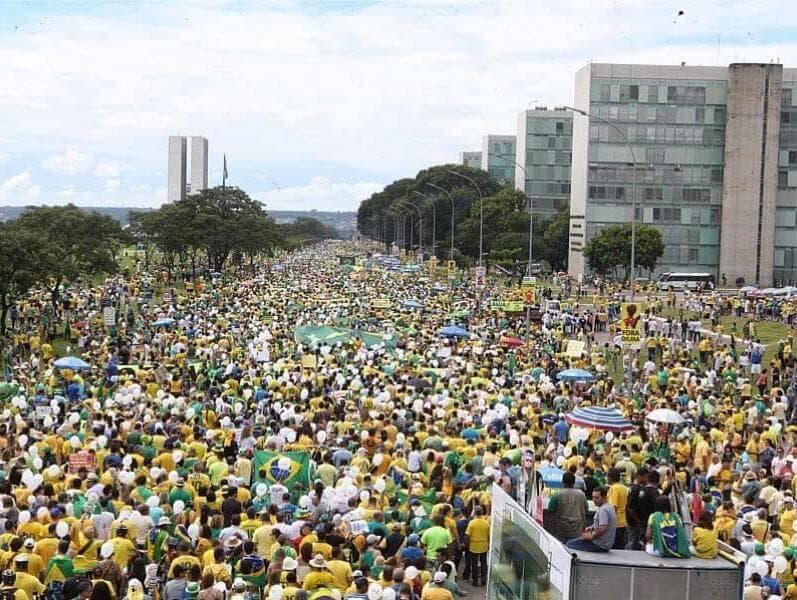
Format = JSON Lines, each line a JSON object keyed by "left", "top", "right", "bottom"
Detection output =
{"left": 343, "top": 576, "right": 369, "bottom": 600}
{"left": 302, "top": 554, "right": 334, "bottom": 592}
{"left": 11, "top": 556, "right": 44, "bottom": 600}
{"left": 420, "top": 572, "right": 453, "bottom": 600}
{"left": 17, "top": 539, "right": 43, "bottom": 579}
{"left": 169, "top": 478, "right": 193, "bottom": 506}
{"left": 149, "top": 517, "right": 172, "bottom": 564}
{"left": 0, "top": 569, "right": 26, "bottom": 600}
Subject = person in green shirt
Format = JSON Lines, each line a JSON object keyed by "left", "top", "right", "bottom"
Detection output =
{"left": 420, "top": 516, "right": 453, "bottom": 560}
{"left": 44, "top": 540, "right": 74, "bottom": 584}
{"left": 168, "top": 479, "right": 192, "bottom": 505}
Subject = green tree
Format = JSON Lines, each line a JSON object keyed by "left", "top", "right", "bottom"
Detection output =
{"left": 583, "top": 223, "right": 664, "bottom": 278}
{"left": 453, "top": 188, "right": 533, "bottom": 259}
{"left": 542, "top": 209, "right": 570, "bottom": 271}
{"left": 13, "top": 204, "right": 126, "bottom": 308}
{"left": 280, "top": 217, "right": 340, "bottom": 248}
{"left": 0, "top": 223, "right": 46, "bottom": 336}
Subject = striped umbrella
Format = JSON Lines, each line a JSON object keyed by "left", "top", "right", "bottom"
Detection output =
{"left": 565, "top": 406, "right": 634, "bottom": 433}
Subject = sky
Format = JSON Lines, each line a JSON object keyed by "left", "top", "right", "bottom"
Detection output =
{"left": 1, "top": 1, "right": 796, "bottom": 212}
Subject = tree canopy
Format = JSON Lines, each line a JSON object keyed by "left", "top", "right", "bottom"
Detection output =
{"left": 583, "top": 223, "right": 664, "bottom": 278}
{"left": 129, "top": 186, "right": 282, "bottom": 273}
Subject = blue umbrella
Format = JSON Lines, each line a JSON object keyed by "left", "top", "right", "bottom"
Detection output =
{"left": 54, "top": 356, "right": 91, "bottom": 371}
{"left": 566, "top": 406, "right": 634, "bottom": 433}
{"left": 556, "top": 368, "right": 596, "bottom": 383}
{"left": 153, "top": 317, "right": 176, "bottom": 328}
{"left": 439, "top": 325, "right": 470, "bottom": 338}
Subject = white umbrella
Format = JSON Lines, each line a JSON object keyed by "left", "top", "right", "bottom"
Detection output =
{"left": 646, "top": 408, "right": 685, "bottom": 425}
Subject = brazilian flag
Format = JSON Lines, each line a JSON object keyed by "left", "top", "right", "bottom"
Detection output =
{"left": 252, "top": 451, "right": 312, "bottom": 488}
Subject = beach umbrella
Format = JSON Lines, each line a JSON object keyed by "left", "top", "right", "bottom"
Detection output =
{"left": 153, "top": 317, "right": 176, "bottom": 327}
{"left": 646, "top": 408, "right": 685, "bottom": 425}
{"left": 556, "top": 368, "right": 596, "bottom": 383}
{"left": 565, "top": 406, "right": 634, "bottom": 432}
{"left": 54, "top": 356, "right": 91, "bottom": 371}
{"left": 439, "top": 325, "right": 470, "bottom": 338}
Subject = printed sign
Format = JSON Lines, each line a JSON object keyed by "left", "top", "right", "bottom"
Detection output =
{"left": 565, "top": 340, "right": 586, "bottom": 358}
{"left": 620, "top": 302, "right": 646, "bottom": 344}
{"left": 68, "top": 451, "right": 96, "bottom": 474}
{"left": 474, "top": 266, "right": 486, "bottom": 289}
{"left": 103, "top": 306, "right": 116, "bottom": 327}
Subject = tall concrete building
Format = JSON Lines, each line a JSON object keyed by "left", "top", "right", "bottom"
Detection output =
{"left": 515, "top": 107, "right": 573, "bottom": 222}
{"left": 167, "top": 136, "right": 187, "bottom": 203}
{"left": 481, "top": 135, "right": 516, "bottom": 186}
{"left": 460, "top": 151, "right": 482, "bottom": 169}
{"left": 569, "top": 62, "right": 797, "bottom": 286}
{"left": 190, "top": 136, "right": 209, "bottom": 195}
{"left": 168, "top": 135, "right": 209, "bottom": 202}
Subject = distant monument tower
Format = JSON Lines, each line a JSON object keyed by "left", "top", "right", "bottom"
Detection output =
{"left": 167, "top": 135, "right": 208, "bottom": 202}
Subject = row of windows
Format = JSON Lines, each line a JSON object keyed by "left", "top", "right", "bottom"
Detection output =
{"left": 530, "top": 182, "right": 571, "bottom": 196}
{"left": 526, "top": 150, "right": 572, "bottom": 166}
{"left": 588, "top": 185, "right": 714, "bottom": 204}
{"left": 591, "top": 103, "right": 726, "bottom": 125}
{"left": 525, "top": 135, "right": 573, "bottom": 151}
{"left": 597, "top": 84, "right": 708, "bottom": 105}
{"left": 524, "top": 120, "right": 572, "bottom": 136}
{"left": 588, "top": 165, "right": 723, "bottom": 185}
{"left": 590, "top": 124, "right": 725, "bottom": 145}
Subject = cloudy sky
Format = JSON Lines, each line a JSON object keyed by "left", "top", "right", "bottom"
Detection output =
{"left": 1, "top": 1, "right": 796, "bottom": 211}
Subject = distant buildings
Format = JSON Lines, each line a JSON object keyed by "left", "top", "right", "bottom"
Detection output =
{"left": 515, "top": 108, "right": 572, "bottom": 222}
{"left": 167, "top": 135, "right": 209, "bottom": 202}
{"left": 481, "top": 135, "right": 516, "bottom": 186}
{"left": 460, "top": 61, "right": 797, "bottom": 286}
{"left": 460, "top": 151, "right": 482, "bottom": 169}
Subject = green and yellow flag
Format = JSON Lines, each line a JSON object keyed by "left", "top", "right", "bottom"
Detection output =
{"left": 252, "top": 451, "right": 312, "bottom": 488}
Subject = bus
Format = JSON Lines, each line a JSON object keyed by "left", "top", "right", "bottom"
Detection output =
{"left": 657, "top": 272, "right": 715, "bottom": 291}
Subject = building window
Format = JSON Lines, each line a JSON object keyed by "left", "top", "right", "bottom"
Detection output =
{"left": 783, "top": 89, "right": 793, "bottom": 107}
{"left": 645, "top": 147, "right": 665, "bottom": 163}
{"left": 714, "top": 108, "right": 726, "bottom": 124}
{"left": 548, "top": 137, "right": 557, "bottom": 149}
{"left": 790, "top": 151, "right": 797, "bottom": 165}
{"left": 556, "top": 121, "right": 564, "bottom": 135}
{"left": 682, "top": 188, "right": 711, "bottom": 203}
{"left": 780, "top": 170, "right": 789, "bottom": 187}
{"left": 600, "top": 85, "right": 611, "bottom": 101}
{"left": 695, "top": 108, "right": 705, "bottom": 124}
{"left": 711, "top": 168, "right": 723, "bottom": 183}
{"left": 688, "top": 248, "right": 699, "bottom": 263}
{"left": 653, "top": 207, "right": 681, "bottom": 222}
{"left": 645, "top": 187, "right": 663, "bottom": 202}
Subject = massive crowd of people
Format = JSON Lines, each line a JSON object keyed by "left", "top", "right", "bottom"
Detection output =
{"left": 1, "top": 241, "right": 796, "bottom": 600}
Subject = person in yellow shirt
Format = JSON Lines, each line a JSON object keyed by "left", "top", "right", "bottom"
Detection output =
{"left": 0, "top": 569, "right": 26, "bottom": 600}
{"left": 606, "top": 468, "right": 628, "bottom": 549}
{"left": 108, "top": 525, "right": 136, "bottom": 571}
{"left": 18, "top": 540, "right": 43, "bottom": 579}
{"left": 302, "top": 555, "right": 335, "bottom": 591}
{"left": 202, "top": 548, "right": 232, "bottom": 586}
{"left": 692, "top": 510, "right": 718, "bottom": 559}
{"left": 12, "top": 557, "right": 45, "bottom": 600}
{"left": 464, "top": 506, "right": 490, "bottom": 587}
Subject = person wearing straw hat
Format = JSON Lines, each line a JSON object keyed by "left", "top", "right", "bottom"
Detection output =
{"left": 303, "top": 554, "right": 334, "bottom": 592}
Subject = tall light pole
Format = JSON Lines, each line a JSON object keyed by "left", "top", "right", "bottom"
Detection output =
{"left": 446, "top": 169, "right": 483, "bottom": 266}
{"left": 413, "top": 191, "right": 436, "bottom": 257}
{"left": 386, "top": 207, "right": 405, "bottom": 249}
{"left": 489, "top": 152, "right": 534, "bottom": 276}
{"left": 566, "top": 106, "right": 638, "bottom": 300}
{"left": 426, "top": 182, "right": 455, "bottom": 259}
{"left": 397, "top": 199, "right": 424, "bottom": 253}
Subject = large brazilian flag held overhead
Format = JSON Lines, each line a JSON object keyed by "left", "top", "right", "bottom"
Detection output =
{"left": 252, "top": 451, "right": 312, "bottom": 487}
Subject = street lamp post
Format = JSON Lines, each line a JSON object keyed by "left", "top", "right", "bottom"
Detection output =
{"left": 488, "top": 152, "right": 534, "bottom": 276}
{"left": 397, "top": 199, "right": 424, "bottom": 254}
{"left": 413, "top": 191, "right": 437, "bottom": 257}
{"left": 565, "top": 106, "right": 638, "bottom": 300}
{"left": 446, "top": 169, "right": 484, "bottom": 266}
{"left": 426, "top": 183, "right": 455, "bottom": 260}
